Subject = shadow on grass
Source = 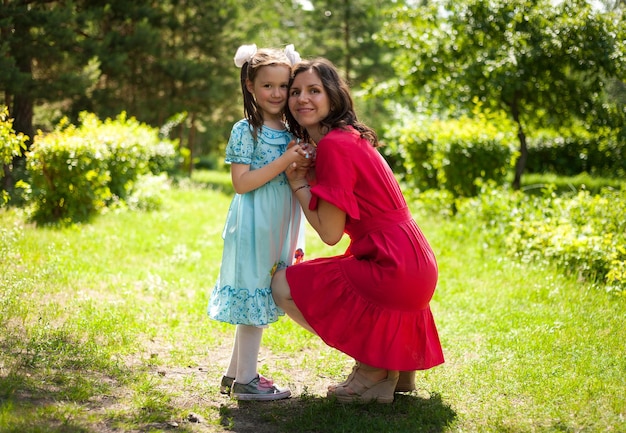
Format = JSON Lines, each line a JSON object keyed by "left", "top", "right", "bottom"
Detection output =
{"left": 0, "top": 373, "right": 199, "bottom": 433}
{"left": 0, "top": 331, "right": 192, "bottom": 433}
{"left": 219, "top": 392, "right": 456, "bottom": 433}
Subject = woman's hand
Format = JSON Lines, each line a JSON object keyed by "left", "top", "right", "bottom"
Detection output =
{"left": 286, "top": 160, "right": 309, "bottom": 187}
{"left": 285, "top": 138, "right": 314, "bottom": 188}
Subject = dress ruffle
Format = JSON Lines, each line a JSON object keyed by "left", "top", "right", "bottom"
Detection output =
{"left": 287, "top": 256, "right": 444, "bottom": 370}
{"left": 209, "top": 286, "right": 283, "bottom": 325}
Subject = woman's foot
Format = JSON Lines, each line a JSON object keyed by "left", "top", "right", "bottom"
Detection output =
{"left": 328, "top": 364, "right": 399, "bottom": 404}
{"left": 328, "top": 363, "right": 416, "bottom": 394}
{"left": 327, "top": 362, "right": 361, "bottom": 393}
{"left": 396, "top": 370, "right": 416, "bottom": 392}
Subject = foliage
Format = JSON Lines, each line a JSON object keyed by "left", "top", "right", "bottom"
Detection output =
{"left": 26, "top": 112, "right": 177, "bottom": 224}
{"left": 526, "top": 125, "right": 626, "bottom": 177}
{"left": 0, "top": 106, "right": 28, "bottom": 204}
{"left": 384, "top": 105, "right": 517, "bottom": 197}
{"left": 0, "top": 0, "right": 241, "bottom": 168}
{"left": 521, "top": 172, "right": 625, "bottom": 196}
{"left": 376, "top": 0, "right": 625, "bottom": 188}
{"left": 1, "top": 0, "right": 405, "bottom": 180}
{"left": 456, "top": 184, "right": 626, "bottom": 293}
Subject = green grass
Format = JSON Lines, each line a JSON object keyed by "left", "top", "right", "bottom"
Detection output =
{"left": 1, "top": 171, "right": 625, "bottom": 432}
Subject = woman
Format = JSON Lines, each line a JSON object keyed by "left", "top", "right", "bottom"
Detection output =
{"left": 271, "top": 58, "right": 444, "bottom": 404}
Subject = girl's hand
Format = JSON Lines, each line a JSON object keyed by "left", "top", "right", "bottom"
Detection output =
{"left": 288, "top": 138, "right": 316, "bottom": 163}
{"left": 284, "top": 140, "right": 312, "bottom": 168}
{"left": 285, "top": 138, "right": 316, "bottom": 189}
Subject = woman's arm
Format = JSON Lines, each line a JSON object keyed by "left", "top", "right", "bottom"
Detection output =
{"left": 288, "top": 164, "right": 346, "bottom": 246}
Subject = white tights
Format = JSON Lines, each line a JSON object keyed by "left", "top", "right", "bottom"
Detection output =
{"left": 225, "top": 324, "right": 263, "bottom": 385}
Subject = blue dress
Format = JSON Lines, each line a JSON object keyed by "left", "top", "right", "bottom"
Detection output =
{"left": 208, "top": 119, "right": 303, "bottom": 326}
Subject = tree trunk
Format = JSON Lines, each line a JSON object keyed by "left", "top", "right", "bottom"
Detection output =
{"left": 12, "top": 95, "right": 34, "bottom": 146}
{"left": 5, "top": 42, "right": 35, "bottom": 194}
{"left": 2, "top": 163, "right": 11, "bottom": 192}
{"left": 188, "top": 112, "right": 196, "bottom": 176}
{"left": 11, "top": 15, "right": 35, "bottom": 144}
{"left": 512, "top": 122, "right": 528, "bottom": 191}
{"left": 510, "top": 97, "right": 527, "bottom": 190}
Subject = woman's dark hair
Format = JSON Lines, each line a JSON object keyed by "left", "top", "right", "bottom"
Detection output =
{"left": 286, "top": 58, "right": 379, "bottom": 147}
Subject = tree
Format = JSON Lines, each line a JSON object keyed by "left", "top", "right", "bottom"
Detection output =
{"left": 0, "top": 0, "right": 415, "bottom": 186}
{"left": 0, "top": 0, "right": 241, "bottom": 182}
{"left": 0, "top": 1, "right": 96, "bottom": 143}
{"left": 207, "top": 0, "right": 405, "bottom": 133}
{"left": 377, "top": 0, "right": 625, "bottom": 188}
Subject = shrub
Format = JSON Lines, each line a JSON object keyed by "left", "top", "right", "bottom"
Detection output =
{"left": 27, "top": 112, "right": 177, "bottom": 224}
{"left": 384, "top": 106, "right": 517, "bottom": 198}
{"left": 456, "top": 185, "right": 626, "bottom": 293}
{"left": 27, "top": 121, "right": 112, "bottom": 223}
{"left": 526, "top": 126, "right": 625, "bottom": 178}
{"left": 78, "top": 112, "right": 176, "bottom": 200}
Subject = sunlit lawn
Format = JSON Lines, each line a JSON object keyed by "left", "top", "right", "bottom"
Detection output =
{"left": 0, "top": 171, "right": 624, "bottom": 432}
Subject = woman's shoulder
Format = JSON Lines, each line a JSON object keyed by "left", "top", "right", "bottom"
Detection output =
{"left": 321, "top": 127, "right": 358, "bottom": 144}
{"left": 319, "top": 127, "right": 367, "bottom": 154}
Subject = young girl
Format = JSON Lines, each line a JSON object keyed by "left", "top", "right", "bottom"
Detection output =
{"left": 208, "top": 44, "right": 308, "bottom": 401}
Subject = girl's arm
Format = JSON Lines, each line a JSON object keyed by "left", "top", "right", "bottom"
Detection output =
{"left": 231, "top": 144, "right": 306, "bottom": 194}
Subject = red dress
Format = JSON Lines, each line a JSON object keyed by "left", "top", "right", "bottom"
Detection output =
{"left": 285, "top": 127, "right": 444, "bottom": 371}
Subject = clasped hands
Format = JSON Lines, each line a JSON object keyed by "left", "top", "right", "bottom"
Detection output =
{"left": 286, "top": 138, "right": 316, "bottom": 190}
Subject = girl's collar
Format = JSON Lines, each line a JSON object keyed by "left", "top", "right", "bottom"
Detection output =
{"left": 263, "top": 121, "right": 287, "bottom": 132}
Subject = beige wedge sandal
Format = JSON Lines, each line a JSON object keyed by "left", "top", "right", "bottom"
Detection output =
{"left": 396, "top": 370, "right": 416, "bottom": 392}
{"left": 329, "top": 364, "right": 399, "bottom": 404}
{"left": 328, "top": 363, "right": 416, "bottom": 394}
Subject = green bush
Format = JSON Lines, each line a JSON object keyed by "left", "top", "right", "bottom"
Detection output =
{"left": 27, "top": 122, "right": 112, "bottom": 223}
{"left": 526, "top": 126, "right": 625, "bottom": 177}
{"left": 521, "top": 172, "right": 624, "bottom": 196}
{"left": 27, "top": 112, "right": 177, "bottom": 224}
{"left": 384, "top": 107, "right": 517, "bottom": 197}
{"left": 78, "top": 112, "right": 177, "bottom": 200}
{"left": 0, "top": 106, "right": 29, "bottom": 205}
{"left": 456, "top": 185, "right": 626, "bottom": 294}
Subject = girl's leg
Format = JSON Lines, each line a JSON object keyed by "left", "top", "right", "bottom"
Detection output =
{"left": 219, "top": 327, "right": 240, "bottom": 394}
{"left": 234, "top": 324, "right": 263, "bottom": 385}
{"left": 231, "top": 324, "right": 291, "bottom": 401}
{"left": 271, "top": 269, "right": 316, "bottom": 335}
{"left": 224, "top": 326, "right": 239, "bottom": 379}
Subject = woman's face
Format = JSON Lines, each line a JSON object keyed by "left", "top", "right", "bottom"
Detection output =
{"left": 288, "top": 69, "right": 330, "bottom": 135}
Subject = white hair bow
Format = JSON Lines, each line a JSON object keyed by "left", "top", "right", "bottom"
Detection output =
{"left": 284, "top": 44, "right": 301, "bottom": 65}
{"left": 234, "top": 44, "right": 257, "bottom": 68}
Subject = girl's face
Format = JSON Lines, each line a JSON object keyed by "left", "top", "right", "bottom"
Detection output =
{"left": 288, "top": 69, "right": 330, "bottom": 135}
{"left": 246, "top": 65, "right": 291, "bottom": 120}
